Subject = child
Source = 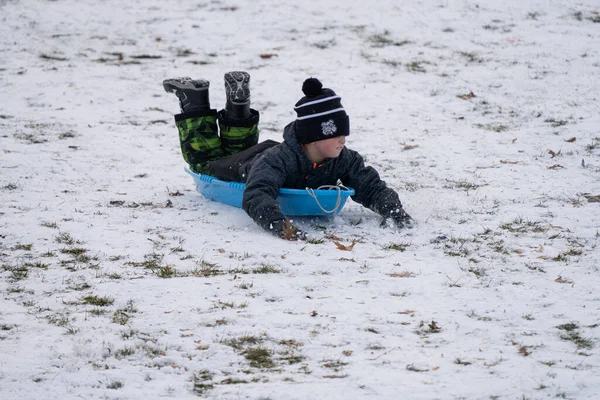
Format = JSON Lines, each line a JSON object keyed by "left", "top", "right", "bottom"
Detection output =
{"left": 164, "top": 72, "right": 413, "bottom": 240}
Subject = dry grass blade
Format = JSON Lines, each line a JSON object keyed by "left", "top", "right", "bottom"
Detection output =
{"left": 388, "top": 271, "right": 416, "bottom": 278}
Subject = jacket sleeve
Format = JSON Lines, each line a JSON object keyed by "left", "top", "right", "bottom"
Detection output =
{"left": 242, "top": 151, "right": 287, "bottom": 231}
{"left": 343, "top": 150, "right": 404, "bottom": 218}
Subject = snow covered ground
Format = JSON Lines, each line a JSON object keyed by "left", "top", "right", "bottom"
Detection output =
{"left": 1, "top": 0, "right": 599, "bottom": 398}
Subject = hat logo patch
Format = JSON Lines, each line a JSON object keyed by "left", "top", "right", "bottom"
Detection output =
{"left": 321, "top": 119, "right": 337, "bottom": 136}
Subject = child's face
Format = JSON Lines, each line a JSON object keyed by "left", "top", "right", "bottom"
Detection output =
{"left": 308, "top": 135, "right": 346, "bottom": 162}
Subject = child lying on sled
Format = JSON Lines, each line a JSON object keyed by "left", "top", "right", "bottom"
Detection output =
{"left": 164, "top": 72, "right": 413, "bottom": 240}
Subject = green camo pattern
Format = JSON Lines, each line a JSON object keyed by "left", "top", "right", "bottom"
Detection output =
{"left": 219, "top": 121, "right": 259, "bottom": 156}
{"left": 176, "top": 115, "right": 224, "bottom": 172}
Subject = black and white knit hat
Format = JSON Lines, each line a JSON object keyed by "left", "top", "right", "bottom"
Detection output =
{"left": 293, "top": 78, "right": 349, "bottom": 144}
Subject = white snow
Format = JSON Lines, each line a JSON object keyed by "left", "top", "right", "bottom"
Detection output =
{"left": 1, "top": 0, "right": 599, "bottom": 399}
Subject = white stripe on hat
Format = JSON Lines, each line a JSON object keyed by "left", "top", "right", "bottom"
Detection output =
{"left": 294, "top": 95, "right": 341, "bottom": 109}
{"left": 296, "top": 108, "right": 346, "bottom": 120}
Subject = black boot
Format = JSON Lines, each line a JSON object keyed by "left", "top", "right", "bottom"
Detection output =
{"left": 163, "top": 77, "right": 211, "bottom": 113}
{"left": 224, "top": 71, "right": 251, "bottom": 119}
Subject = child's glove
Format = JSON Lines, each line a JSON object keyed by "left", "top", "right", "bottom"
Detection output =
{"left": 382, "top": 208, "right": 414, "bottom": 229}
{"left": 270, "top": 219, "right": 307, "bottom": 241}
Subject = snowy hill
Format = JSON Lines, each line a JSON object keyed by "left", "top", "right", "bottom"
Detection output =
{"left": 1, "top": 0, "right": 599, "bottom": 398}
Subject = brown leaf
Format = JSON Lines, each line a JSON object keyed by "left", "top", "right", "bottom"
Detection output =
{"left": 282, "top": 220, "right": 298, "bottom": 240}
{"left": 217, "top": 248, "right": 225, "bottom": 253}
{"left": 555, "top": 276, "right": 573, "bottom": 284}
{"left": 518, "top": 346, "right": 531, "bottom": 356}
{"left": 259, "top": 53, "right": 277, "bottom": 59}
{"left": 428, "top": 320, "right": 441, "bottom": 332}
{"left": 403, "top": 144, "right": 420, "bottom": 150}
{"left": 548, "top": 149, "right": 561, "bottom": 158}
{"left": 342, "top": 350, "right": 353, "bottom": 356}
{"left": 310, "top": 310, "right": 318, "bottom": 317}
{"left": 395, "top": 309, "right": 416, "bottom": 315}
{"left": 500, "top": 160, "right": 519, "bottom": 164}
{"left": 334, "top": 240, "right": 356, "bottom": 251}
{"left": 565, "top": 137, "right": 576, "bottom": 143}
{"left": 456, "top": 90, "right": 476, "bottom": 100}
{"left": 196, "top": 345, "right": 209, "bottom": 350}
{"left": 326, "top": 234, "right": 343, "bottom": 241}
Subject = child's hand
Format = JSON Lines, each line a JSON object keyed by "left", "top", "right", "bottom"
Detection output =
{"left": 382, "top": 208, "right": 414, "bottom": 229}
{"left": 270, "top": 219, "right": 307, "bottom": 241}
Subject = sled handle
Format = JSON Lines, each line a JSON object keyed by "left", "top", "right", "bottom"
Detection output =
{"left": 305, "top": 185, "right": 347, "bottom": 214}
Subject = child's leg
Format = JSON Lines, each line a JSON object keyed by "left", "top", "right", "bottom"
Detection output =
{"left": 164, "top": 77, "right": 224, "bottom": 173}
{"left": 218, "top": 71, "right": 259, "bottom": 155}
{"left": 218, "top": 109, "right": 259, "bottom": 156}
{"left": 175, "top": 110, "right": 224, "bottom": 173}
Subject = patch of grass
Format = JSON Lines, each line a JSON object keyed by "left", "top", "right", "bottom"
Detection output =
{"left": 406, "top": 61, "right": 426, "bottom": 73}
{"left": 307, "top": 237, "right": 325, "bottom": 244}
{"left": 382, "top": 242, "right": 410, "bottom": 251}
{"left": 193, "top": 260, "right": 222, "bottom": 277}
{"left": 367, "top": 30, "right": 411, "bottom": 47}
{"left": 4, "top": 264, "right": 29, "bottom": 282}
{"left": 221, "top": 335, "right": 263, "bottom": 350}
{"left": 467, "top": 266, "right": 487, "bottom": 278}
{"left": 0, "top": 324, "right": 16, "bottom": 331}
{"left": 454, "top": 358, "right": 472, "bottom": 366}
{"left": 228, "top": 267, "right": 250, "bottom": 275}
{"left": 88, "top": 308, "right": 108, "bottom": 316}
{"left": 321, "top": 358, "right": 349, "bottom": 372}
{"left": 552, "top": 249, "right": 582, "bottom": 262}
{"left": 252, "top": 264, "right": 281, "bottom": 274}
{"left": 106, "top": 380, "right": 123, "bottom": 389}
{"left": 115, "top": 346, "right": 136, "bottom": 359}
{"left": 154, "top": 265, "right": 177, "bottom": 278}
{"left": 58, "top": 131, "right": 76, "bottom": 139}
{"left": 500, "top": 217, "right": 546, "bottom": 234}
{"left": 556, "top": 323, "right": 593, "bottom": 349}
{"left": 192, "top": 370, "right": 215, "bottom": 395}
{"left": 3, "top": 182, "right": 19, "bottom": 190}
{"left": 13, "top": 243, "right": 33, "bottom": 251}
{"left": 586, "top": 137, "right": 600, "bottom": 151}
{"left": 473, "top": 123, "right": 508, "bottom": 132}
{"left": 81, "top": 294, "right": 114, "bottom": 307}
{"left": 68, "top": 282, "right": 91, "bottom": 291}
{"left": 56, "top": 232, "right": 79, "bottom": 245}
{"left": 112, "top": 300, "right": 137, "bottom": 325}
{"left": 212, "top": 300, "right": 247, "bottom": 310}
{"left": 243, "top": 347, "right": 275, "bottom": 368}
{"left": 560, "top": 331, "right": 594, "bottom": 349}
{"left": 457, "top": 51, "right": 483, "bottom": 63}
{"left": 544, "top": 118, "right": 568, "bottom": 127}
{"left": 46, "top": 313, "right": 71, "bottom": 327}
{"left": 60, "top": 247, "right": 88, "bottom": 256}
{"left": 220, "top": 377, "right": 249, "bottom": 384}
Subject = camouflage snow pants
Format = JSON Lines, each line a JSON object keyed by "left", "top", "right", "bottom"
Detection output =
{"left": 174, "top": 108, "right": 259, "bottom": 173}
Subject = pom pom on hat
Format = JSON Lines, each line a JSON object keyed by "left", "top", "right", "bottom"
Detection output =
{"left": 293, "top": 77, "right": 349, "bottom": 144}
{"left": 302, "top": 78, "right": 323, "bottom": 97}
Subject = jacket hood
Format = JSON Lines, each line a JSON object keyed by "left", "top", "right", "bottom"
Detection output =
{"left": 282, "top": 122, "right": 312, "bottom": 166}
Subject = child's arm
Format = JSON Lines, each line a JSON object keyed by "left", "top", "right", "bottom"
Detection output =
{"left": 242, "top": 153, "right": 304, "bottom": 238}
{"left": 343, "top": 150, "right": 413, "bottom": 227}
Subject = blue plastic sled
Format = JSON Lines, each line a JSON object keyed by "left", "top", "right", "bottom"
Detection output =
{"left": 185, "top": 168, "right": 355, "bottom": 216}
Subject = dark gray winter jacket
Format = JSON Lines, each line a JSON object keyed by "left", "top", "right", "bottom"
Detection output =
{"left": 241, "top": 122, "right": 404, "bottom": 231}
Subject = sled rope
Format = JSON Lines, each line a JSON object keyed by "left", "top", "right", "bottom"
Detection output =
{"left": 305, "top": 184, "right": 349, "bottom": 214}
